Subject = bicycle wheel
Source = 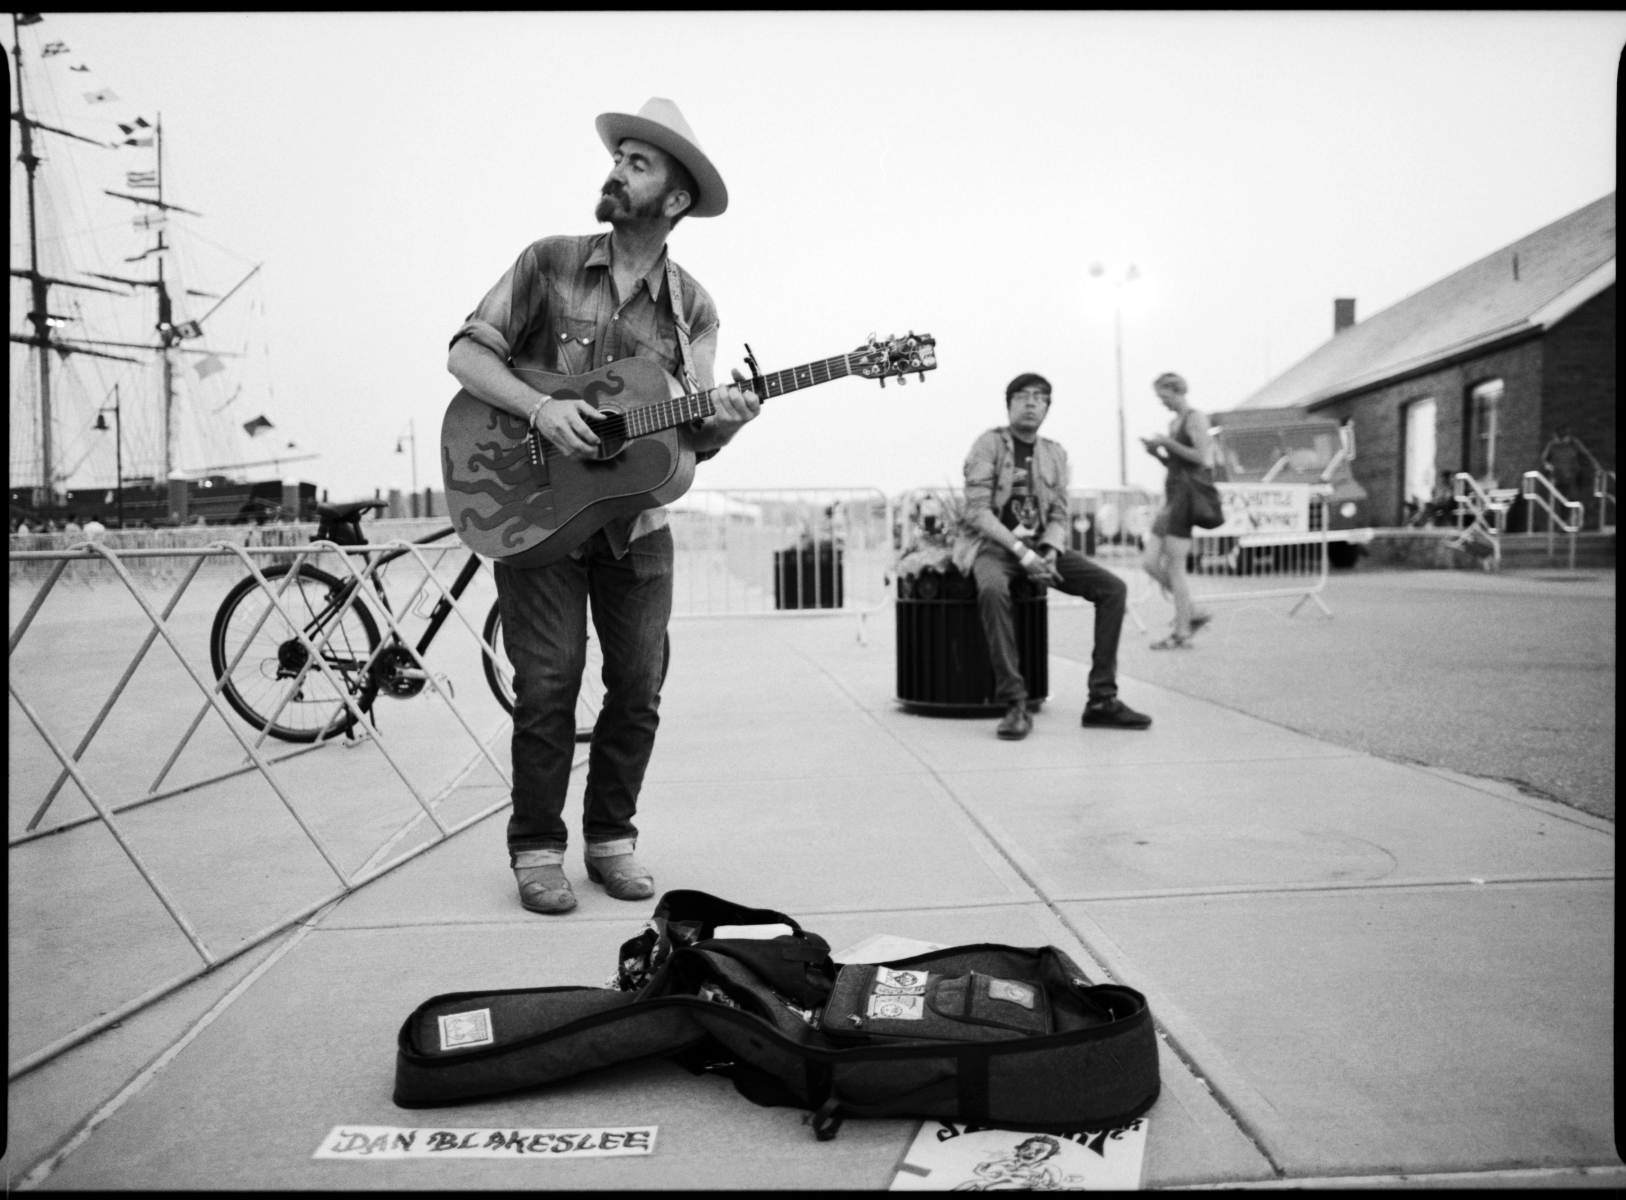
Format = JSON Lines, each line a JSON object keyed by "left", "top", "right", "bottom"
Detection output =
{"left": 211, "top": 562, "right": 382, "bottom": 743}
{"left": 482, "top": 604, "right": 669, "bottom": 743}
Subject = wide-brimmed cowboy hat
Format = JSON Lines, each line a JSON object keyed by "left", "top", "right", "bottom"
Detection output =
{"left": 595, "top": 97, "right": 728, "bottom": 219}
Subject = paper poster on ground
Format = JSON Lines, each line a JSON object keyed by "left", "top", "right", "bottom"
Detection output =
{"left": 890, "top": 1119, "right": 1147, "bottom": 1190}
{"left": 313, "top": 1125, "right": 656, "bottom": 1160}
{"left": 832, "top": 934, "right": 949, "bottom": 964}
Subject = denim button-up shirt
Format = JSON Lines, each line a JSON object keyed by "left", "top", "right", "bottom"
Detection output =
{"left": 963, "top": 426, "right": 1072, "bottom": 552}
{"left": 450, "top": 233, "right": 721, "bottom": 554}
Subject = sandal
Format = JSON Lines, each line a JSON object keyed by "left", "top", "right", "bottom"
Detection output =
{"left": 1149, "top": 634, "right": 1192, "bottom": 650}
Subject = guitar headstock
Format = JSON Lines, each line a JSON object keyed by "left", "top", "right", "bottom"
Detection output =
{"left": 853, "top": 331, "right": 938, "bottom": 388}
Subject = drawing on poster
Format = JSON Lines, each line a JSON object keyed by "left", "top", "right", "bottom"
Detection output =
{"left": 313, "top": 1125, "right": 657, "bottom": 1160}
{"left": 889, "top": 1119, "right": 1148, "bottom": 1191}
{"left": 1214, "top": 482, "right": 1311, "bottom": 535}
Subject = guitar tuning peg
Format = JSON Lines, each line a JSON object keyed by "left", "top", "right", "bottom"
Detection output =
{"left": 878, "top": 377, "right": 886, "bottom": 388}
{"left": 918, "top": 372, "right": 926, "bottom": 383}
{"left": 897, "top": 374, "right": 907, "bottom": 386}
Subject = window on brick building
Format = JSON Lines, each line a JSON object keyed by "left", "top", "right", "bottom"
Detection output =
{"left": 1467, "top": 379, "right": 1505, "bottom": 485}
{"left": 1403, "top": 397, "right": 1438, "bottom": 522}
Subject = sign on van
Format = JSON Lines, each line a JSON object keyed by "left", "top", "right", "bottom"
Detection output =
{"left": 1213, "top": 483, "right": 1311, "bottom": 536}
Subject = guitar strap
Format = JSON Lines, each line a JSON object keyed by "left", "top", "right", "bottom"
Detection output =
{"left": 664, "top": 256, "right": 701, "bottom": 396}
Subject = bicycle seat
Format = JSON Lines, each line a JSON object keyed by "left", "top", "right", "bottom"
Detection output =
{"left": 316, "top": 500, "right": 388, "bottom": 521}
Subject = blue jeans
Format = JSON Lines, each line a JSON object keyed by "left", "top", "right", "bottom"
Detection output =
{"left": 972, "top": 545, "right": 1126, "bottom": 706}
{"left": 493, "top": 526, "right": 673, "bottom": 859}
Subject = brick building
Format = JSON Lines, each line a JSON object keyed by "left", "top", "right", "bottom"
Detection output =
{"left": 1232, "top": 193, "right": 1615, "bottom": 528}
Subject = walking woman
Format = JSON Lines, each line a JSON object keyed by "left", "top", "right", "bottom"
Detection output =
{"left": 1140, "top": 372, "right": 1216, "bottom": 649}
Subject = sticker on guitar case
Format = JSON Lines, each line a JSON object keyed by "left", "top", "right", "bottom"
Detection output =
{"left": 986, "top": 978, "right": 1036, "bottom": 1009}
{"left": 438, "top": 1008, "right": 494, "bottom": 1051}
{"left": 868, "top": 993, "right": 925, "bottom": 1020}
{"left": 875, "top": 966, "right": 929, "bottom": 993}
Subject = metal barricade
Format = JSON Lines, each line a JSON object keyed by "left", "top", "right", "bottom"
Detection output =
{"left": 6, "top": 538, "right": 528, "bottom": 1081}
{"left": 666, "top": 488, "right": 891, "bottom": 635}
{"left": 1174, "top": 483, "right": 1334, "bottom": 618}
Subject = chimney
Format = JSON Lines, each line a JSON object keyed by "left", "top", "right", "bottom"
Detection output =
{"left": 1334, "top": 298, "right": 1356, "bottom": 334}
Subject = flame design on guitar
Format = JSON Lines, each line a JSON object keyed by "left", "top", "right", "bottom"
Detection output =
{"left": 440, "top": 333, "right": 937, "bottom": 568}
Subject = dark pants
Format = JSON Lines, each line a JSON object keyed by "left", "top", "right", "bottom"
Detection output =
{"left": 494, "top": 526, "right": 673, "bottom": 859}
{"left": 972, "top": 545, "right": 1126, "bottom": 706}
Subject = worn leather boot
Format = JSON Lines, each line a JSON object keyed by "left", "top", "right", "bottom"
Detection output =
{"left": 513, "top": 849, "right": 577, "bottom": 914}
{"left": 584, "top": 838, "right": 655, "bottom": 901}
{"left": 996, "top": 702, "right": 1032, "bottom": 740}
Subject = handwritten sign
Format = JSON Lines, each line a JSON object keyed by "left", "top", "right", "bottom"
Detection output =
{"left": 313, "top": 1125, "right": 656, "bottom": 1160}
{"left": 1213, "top": 482, "right": 1312, "bottom": 536}
{"left": 890, "top": 1119, "right": 1147, "bottom": 1190}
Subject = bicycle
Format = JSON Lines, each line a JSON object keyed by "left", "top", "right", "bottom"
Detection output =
{"left": 209, "top": 500, "right": 667, "bottom": 744}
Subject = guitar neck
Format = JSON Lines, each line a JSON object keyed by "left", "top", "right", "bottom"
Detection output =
{"left": 622, "top": 352, "right": 859, "bottom": 439}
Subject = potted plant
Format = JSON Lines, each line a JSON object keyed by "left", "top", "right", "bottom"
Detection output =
{"left": 893, "top": 488, "right": 1048, "bottom": 714}
{"left": 894, "top": 489, "right": 981, "bottom": 600}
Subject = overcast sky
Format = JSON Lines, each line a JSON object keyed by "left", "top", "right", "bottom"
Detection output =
{"left": 11, "top": 11, "right": 1623, "bottom": 500}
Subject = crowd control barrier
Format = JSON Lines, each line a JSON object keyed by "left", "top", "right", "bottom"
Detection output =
{"left": 666, "top": 488, "right": 892, "bottom": 637}
{"left": 1173, "top": 483, "right": 1335, "bottom": 618}
{"left": 7, "top": 537, "right": 532, "bottom": 1082}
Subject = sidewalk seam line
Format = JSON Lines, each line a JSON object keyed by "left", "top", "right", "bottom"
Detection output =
{"left": 15, "top": 903, "right": 337, "bottom": 1190}
{"left": 780, "top": 634, "right": 1287, "bottom": 1178}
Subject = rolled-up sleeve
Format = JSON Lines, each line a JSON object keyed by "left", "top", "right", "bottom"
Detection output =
{"left": 448, "top": 245, "right": 548, "bottom": 361}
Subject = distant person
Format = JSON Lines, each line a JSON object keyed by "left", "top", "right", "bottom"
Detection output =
{"left": 1140, "top": 372, "right": 1216, "bottom": 650}
{"left": 447, "top": 98, "right": 760, "bottom": 914}
{"left": 82, "top": 515, "right": 107, "bottom": 538}
{"left": 963, "top": 372, "right": 1152, "bottom": 741}
{"left": 63, "top": 514, "right": 82, "bottom": 535}
{"left": 1542, "top": 427, "right": 1589, "bottom": 525}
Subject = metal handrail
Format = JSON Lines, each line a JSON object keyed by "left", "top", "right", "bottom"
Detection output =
{"left": 1521, "top": 471, "right": 1582, "bottom": 570}
{"left": 1595, "top": 468, "right": 1616, "bottom": 533}
{"left": 1449, "top": 473, "right": 1515, "bottom": 570}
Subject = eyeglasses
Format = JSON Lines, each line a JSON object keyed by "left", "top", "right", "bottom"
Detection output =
{"left": 1011, "top": 390, "right": 1051, "bottom": 404}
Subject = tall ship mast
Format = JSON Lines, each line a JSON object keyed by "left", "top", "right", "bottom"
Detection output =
{"left": 9, "top": 11, "right": 309, "bottom": 525}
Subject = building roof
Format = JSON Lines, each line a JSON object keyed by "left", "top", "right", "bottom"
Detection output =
{"left": 1234, "top": 192, "right": 1616, "bottom": 410}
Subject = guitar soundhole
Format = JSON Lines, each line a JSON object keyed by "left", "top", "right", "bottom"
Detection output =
{"left": 587, "top": 408, "right": 627, "bottom": 461}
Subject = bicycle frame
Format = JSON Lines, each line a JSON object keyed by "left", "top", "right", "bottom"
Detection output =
{"left": 303, "top": 526, "right": 483, "bottom": 694}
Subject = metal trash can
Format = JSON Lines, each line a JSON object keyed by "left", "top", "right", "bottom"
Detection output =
{"left": 895, "top": 569, "right": 1048, "bottom": 715}
{"left": 774, "top": 543, "right": 844, "bottom": 609}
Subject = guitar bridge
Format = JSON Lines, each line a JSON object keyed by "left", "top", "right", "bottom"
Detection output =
{"left": 527, "top": 428, "right": 550, "bottom": 486}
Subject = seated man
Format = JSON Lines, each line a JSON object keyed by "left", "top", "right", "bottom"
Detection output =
{"left": 964, "top": 373, "right": 1152, "bottom": 740}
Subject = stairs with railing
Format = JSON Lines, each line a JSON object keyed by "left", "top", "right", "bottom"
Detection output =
{"left": 1447, "top": 473, "right": 1518, "bottom": 570}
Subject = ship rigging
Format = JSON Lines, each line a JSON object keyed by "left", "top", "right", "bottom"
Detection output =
{"left": 9, "top": 11, "right": 311, "bottom": 524}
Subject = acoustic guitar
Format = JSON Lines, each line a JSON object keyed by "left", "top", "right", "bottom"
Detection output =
{"left": 441, "top": 332, "right": 937, "bottom": 568}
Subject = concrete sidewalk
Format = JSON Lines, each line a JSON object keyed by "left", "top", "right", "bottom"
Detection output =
{"left": 7, "top": 611, "right": 1618, "bottom": 1189}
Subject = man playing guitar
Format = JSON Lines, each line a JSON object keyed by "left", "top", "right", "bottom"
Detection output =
{"left": 447, "top": 98, "right": 760, "bottom": 914}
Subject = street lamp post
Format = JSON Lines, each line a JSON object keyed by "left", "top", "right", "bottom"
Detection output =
{"left": 92, "top": 383, "right": 124, "bottom": 529}
{"left": 1089, "top": 263, "right": 1140, "bottom": 488}
{"left": 396, "top": 419, "right": 418, "bottom": 516}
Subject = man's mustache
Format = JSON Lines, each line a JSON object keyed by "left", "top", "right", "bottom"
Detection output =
{"left": 600, "top": 181, "right": 627, "bottom": 199}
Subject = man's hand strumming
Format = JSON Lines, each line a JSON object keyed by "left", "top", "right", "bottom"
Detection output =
{"left": 534, "top": 397, "right": 603, "bottom": 459}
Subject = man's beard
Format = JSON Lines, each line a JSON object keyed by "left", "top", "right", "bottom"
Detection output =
{"left": 595, "top": 184, "right": 666, "bottom": 223}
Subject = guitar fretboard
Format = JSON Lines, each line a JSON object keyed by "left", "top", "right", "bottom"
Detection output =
{"left": 623, "top": 353, "right": 859, "bottom": 439}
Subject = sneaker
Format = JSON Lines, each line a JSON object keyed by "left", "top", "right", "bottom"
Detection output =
{"left": 1149, "top": 634, "right": 1192, "bottom": 650}
{"left": 1081, "top": 698, "right": 1152, "bottom": 729}
{"left": 1190, "top": 612, "right": 1214, "bottom": 633}
{"left": 996, "top": 703, "right": 1032, "bottom": 740}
